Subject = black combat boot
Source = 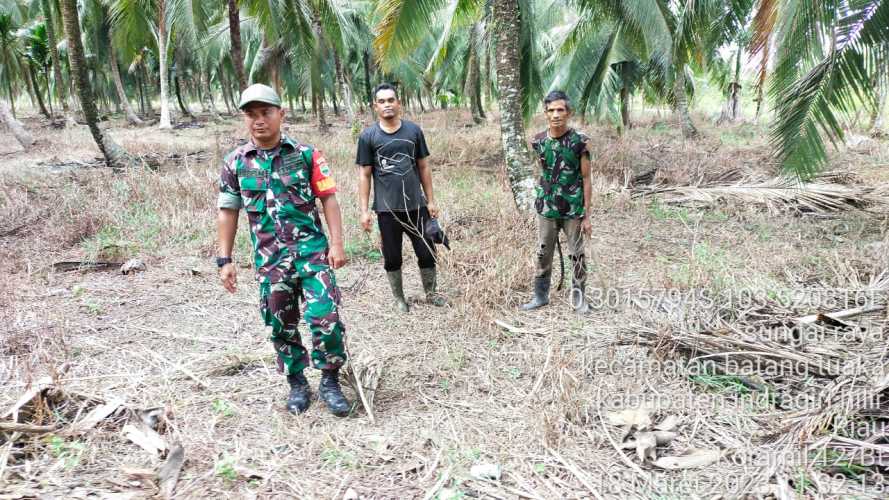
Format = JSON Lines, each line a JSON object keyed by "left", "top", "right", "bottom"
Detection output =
{"left": 318, "top": 369, "right": 351, "bottom": 417}
{"left": 286, "top": 372, "right": 311, "bottom": 414}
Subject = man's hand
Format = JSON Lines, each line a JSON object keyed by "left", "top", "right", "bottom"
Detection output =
{"left": 359, "top": 211, "right": 373, "bottom": 232}
{"left": 427, "top": 202, "right": 439, "bottom": 219}
{"left": 220, "top": 263, "right": 237, "bottom": 293}
{"left": 582, "top": 216, "right": 592, "bottom": 236}
{"left": 328, "top": 243, "right": 347, "bottom": 269}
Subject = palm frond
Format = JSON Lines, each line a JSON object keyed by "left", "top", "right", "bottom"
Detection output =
{"left": 634, "top": 172, "right": 889, "bottom": 214}
{"left": 770, "top": 0, "right": 889, "bottom": 178}
{"left": 372, "top": 0, "right": 449, "bottom": 69}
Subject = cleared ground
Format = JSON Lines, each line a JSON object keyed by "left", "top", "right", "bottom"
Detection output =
{"left": 1, "top": 108, "right": 888, "bottom": 499}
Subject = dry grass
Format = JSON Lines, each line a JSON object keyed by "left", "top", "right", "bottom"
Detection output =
{"left": 1, "top": 108, "right": 889, "bottom": 498}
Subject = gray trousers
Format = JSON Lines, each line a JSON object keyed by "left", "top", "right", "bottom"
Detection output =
{"left": 534, "top": 215, "right": 587, "bottom": 290}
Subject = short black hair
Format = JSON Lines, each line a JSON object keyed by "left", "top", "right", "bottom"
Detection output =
{"left": 373, "top": 83, "right": 399, "bottom": 100}
{"left": 544, "top": 90, "right": 571, "bottom": 111}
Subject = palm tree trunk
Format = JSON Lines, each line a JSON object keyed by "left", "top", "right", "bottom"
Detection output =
{"left": 59, "top": 0, "right": 131, "bottom": 168}
{"left": 310, "top": 8, "right": 329, "bottom": 133}
{"left": 673, "top": 69, "right": 698, "bottom": 138}
{"left": 218, "top": 62, "right": 233, "bottom": 114}
{"left": 871, "top": 84, "right": 887, "bottom": 136}
{"left": 754, "top": 40, "right": 770, "bottom": 122}
{"left": 363, "top": 49, "right": 373, "bottom": 119}
{"left": 731, "top": 45, "right": 742, "bottom": 121}
{"left": 41, "top": 0, "right": 69, "bottom": 115}
{"left": 136, "top": 70, "right": 145, "bottom": 115}
{"left": 466, "top": 24, "right": 483, "bottom": 125}
{"left": 108, "top": 36, "right": 144, "bottom": 125}
{"left": 140, "top": 62, "right": 156, "bottom": 118}
{"left": 157, "top": 0, "right": 172, "bottom": 128}
{"left": 0, "top": 101, "right": 34, "bottom": 149}
{"left": 6, "top": 78, "right": 16, "bottom": 118}
{"left": 719, "top": 45, "right": 743, "bottom": 125}
{"left": 174, "top": 73, "right": 192, "bottom": 118}
{"left": 25, "top": 64, "right": 51, "bottom": 118}
{"left": 491, "top": 0, "right": 535, "bottom": 210}
{"left": 22, "top": 68, "right": 38, "bottom": 109}
{"left": 620, "top": 85, "right": 631, "bottom": 131}
{"left": 204, "top": 68, "right": 220, "bottom": 120}
{"left": 483, "top": 44, "right": 492, "bottom": 111}
{"left": 44, "top": 68, "right": 54, "bottom": 116}
{"left": 333, "top": 50, "right": 355, "bottom": 125}
{"left": 475, "top": 62, "right": 486, "bottom": 119}
{"left": 228, "top": 0, "right": 247, "bottom": 91}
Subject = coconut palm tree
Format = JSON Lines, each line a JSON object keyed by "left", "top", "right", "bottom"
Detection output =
{"left": 20, "top": 20, "right": 53, "bottom": 117}
{"left": 109, "top": 0, "right": 211, "bottom": 129}
{"left": 40, "top": 0, "right": 70, "bottom": 117}
{"left": 374, "top": 0, "right": 543, "bottom": 210}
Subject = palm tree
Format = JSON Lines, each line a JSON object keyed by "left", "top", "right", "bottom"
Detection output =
{"left": 41, "top": 0, "right": 70, "bottom": 117}
{"left": 0, "top": 9, "right": 21, "bottom": 117}
{"left": 109, "top": 0, "right": 211, "bottom": 129}
{"left": 755, "top": 0, "right": 889, "bottom": 178}
{"left": 107, "top": 30, "right": 145, "bottom": 124}
{"left": 59, "top": 0, "right": 132, "bottom": 167}
{"left": 20, "top": 21, "right": 53, "bottom": 118}
{"left": 757, "top": 0, "right": 889, "bottom": 177}
{"left": 566, "top": 0, "right": 755, "bottom": 139}
{"left": 374, "top": 0, "right": 540, "bottom": 210}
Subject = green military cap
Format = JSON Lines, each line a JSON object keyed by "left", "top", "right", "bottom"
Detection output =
{"left": 238, "top": 83, "right": 282, "bottom": 110}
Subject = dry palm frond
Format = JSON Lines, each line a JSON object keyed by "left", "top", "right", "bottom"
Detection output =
{"left": 781, "top": 371, "right": 889, "bottom": 444}
{"left": 633, "top": 175, "right": 889, "bottom": 213}
{"left": 342, "top": 353, "right": 386, "bottom": 424}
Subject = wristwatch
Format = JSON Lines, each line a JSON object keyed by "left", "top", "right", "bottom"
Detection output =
{"left": 216, "top": 256, "right": 233, "bottom": 268}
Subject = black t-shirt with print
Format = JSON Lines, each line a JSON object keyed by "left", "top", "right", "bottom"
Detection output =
{"left": 356, "top": 120, "right": 430, "bottom": 212}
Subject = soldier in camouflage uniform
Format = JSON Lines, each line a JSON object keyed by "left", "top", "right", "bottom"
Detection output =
{"left": 216, "top": 84, "right": 350, "bottom": 416}
{"left": 521, "top": 90, "right": 593, "bottom": 314}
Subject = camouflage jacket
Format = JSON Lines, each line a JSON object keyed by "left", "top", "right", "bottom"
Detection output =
{"left": 531, "top": 128, "right": 590, "bottom": 219}
{"left": 218, "top": 135, "right": 337, "bottom": 283}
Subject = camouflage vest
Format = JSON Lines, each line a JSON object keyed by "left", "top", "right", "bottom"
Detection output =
{"left": 531, "top": 128, "right": 590, "bottom": 219}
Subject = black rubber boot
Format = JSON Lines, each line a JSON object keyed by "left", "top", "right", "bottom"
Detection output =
{"left": 520, "top": 275, "right": 551, "bottom": 311}
{"left": 286, "top": 372, "right": 311, "bottom": 414}
{"left": 318, "top": 370, "right": 351, "bottom": 417}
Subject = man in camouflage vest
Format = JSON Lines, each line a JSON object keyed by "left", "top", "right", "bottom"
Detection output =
{"left": 521, "top": 90, "right": 593, "bottom": 313}
{"left": 216, "top": 84, "right": 350, "bottom": 416}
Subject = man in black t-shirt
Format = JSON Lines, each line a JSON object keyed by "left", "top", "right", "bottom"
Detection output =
{"left": 357, "top": 83, "right": 445, "bottom": 312}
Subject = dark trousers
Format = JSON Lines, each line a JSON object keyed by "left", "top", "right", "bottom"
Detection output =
{"left": 377, "top": 207, "right": 437, "bottom": 272}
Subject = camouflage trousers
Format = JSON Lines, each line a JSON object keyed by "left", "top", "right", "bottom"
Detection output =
{"left": 534, "top": 215, "right": 587, "bottom": 290}
{"left": 259, "top": 265, "right": 346, "bottom": 375}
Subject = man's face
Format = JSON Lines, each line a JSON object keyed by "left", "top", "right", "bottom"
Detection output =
{"left": 374, "top": 89, "right": 400, "bottom": 120}
{"left": 242, "top": 103, "right": 284, "bottom": 143}
{"left": 544, "top": 99, "right": 572, "bottom": 130}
